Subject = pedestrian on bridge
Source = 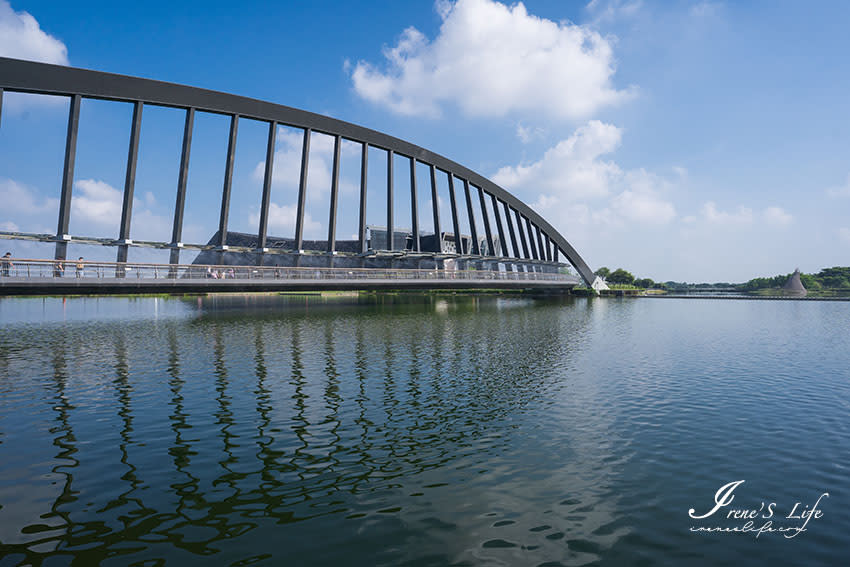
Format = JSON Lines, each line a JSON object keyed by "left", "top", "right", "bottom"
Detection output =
{"left": 76, "top": 257, "right": 85, "bottom": 278}
{"left": 1, "top": 252, "right": 12, "bottom": 277}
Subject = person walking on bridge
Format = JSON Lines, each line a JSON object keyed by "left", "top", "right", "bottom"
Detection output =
{"left": 1, "top": 252, "right": 12, "bottom": 277}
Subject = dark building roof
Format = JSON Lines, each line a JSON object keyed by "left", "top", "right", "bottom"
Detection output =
{"left": 200, "top": 231, "right": 361, "bottom": 253}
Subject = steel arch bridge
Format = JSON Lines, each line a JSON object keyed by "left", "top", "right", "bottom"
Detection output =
{"left": 0, "top": 56, "right": 599, "bottom": 288}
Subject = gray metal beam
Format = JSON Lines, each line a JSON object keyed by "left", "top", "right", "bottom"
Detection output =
{"left": 463, "top": 179, "right": 479, "bottom": 255}
{"left": 514, "top": 209, "right": 529, "bottom": 259}
{"left": 501, "top": 200, "right": 519, "bottom": 258}
{"left": 256, "top": 120, "right": 277, "bottom": 255}
{"left": 410, "top": 157, "right": 420, "bottom": 252}
{"left": 55, "top": 94, "right": 81, "bottom": 262}
{"left": 0, "top": 56, "right": 597, "bottom": 284}
{"left": 526, "top": 217, "right": 539, "bottom": 260}
{"left": 446, "top": 173, "right": 462, "bottom": 254}
{"left": 327, "top": 135, "right": 341, "bottom": 253}
{"left": 478, "top": 192, "right": 496, "bottom": 257}
{"left": 169, "top": 107, "right": 194, "bottom": 265}
{"left": 358, "top": 142, "right": 368, "bottom": 253}
{"left": 117, "top": 101, "right": 143, "bottom": 264}
{"left": 0, "top": 87, "right": 3, "bottom": 128}
{"left": 217, "top": 114, "right": 239, "bottom": 250}
{"left": 535, "top": 225, "right": 545, "bottom": 261}
{"left": 294, "top": 128, "right": 311, "bottom": 251}
{"left": 429, "top": 164, "right": 441, "bottom": 252}
{"left": 387, "top": 150, "right": 393, "bottom": 250}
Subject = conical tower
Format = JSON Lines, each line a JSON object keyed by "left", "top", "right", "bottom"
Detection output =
{"left": 781, "top": 268, "right": 807, "bottom": 295}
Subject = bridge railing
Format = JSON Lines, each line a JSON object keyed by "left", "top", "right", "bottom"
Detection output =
{"left": 0, "top": 258, "right": 579, "bottom": 284}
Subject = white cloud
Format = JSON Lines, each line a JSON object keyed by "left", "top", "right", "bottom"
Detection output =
{"left": 698, "top": 202, "right": 792, "bottom": 227}
{"left": 68, "top": 179, "right": 173, "bottom": 240}
{"left": 350, "top": 0, "right": 634, "bottom": 119}
{"left": 826, "top": 173, "right": 850, "bottom": 198}
{"left": 0, "top": 0, "right": 68, "bottom": 64}
{"left": 494, "top": 120, "right": 623, "bottom": 201}
{"left": 689, "top": 1, "right": 722, "bottom": 18}
{"left": 0, "top": 178, "right": 176, "bottom": 240}
{"left": 610, "top": 171, "right": 676, "bottom": 224}
{"left": 0, "top": 1, "right": 70, "bottom": 112}
{"left": 71, "top": 179, "right": 123, "bottom": 227}
{"left": 516, "top": 123, "right": 544, "bottom": 144}
{"left": 0, "top": 220, "right": 19, "bottom": 231}
{"left": 586, "top": 0, "right": 643, "bottom": 24}
{"left": 701, "top": 201, "right": 753, "bottom": 224}
{"left": 0, "top": 178, "right": 58, "bottom": 215}
{"left": 253, "top": 129, "right": 358, "bottom": 196}
{"left": 499, "top": 121, "right": 675, "bottom": 231}
{"left": 249, "top": 203, "right": 322, "bottom": 238}
{"left": 763, "top": 206, "right": 792, "bottom": 226}
{"left": 129, "top": 208, "right": 173, "bottom": 242}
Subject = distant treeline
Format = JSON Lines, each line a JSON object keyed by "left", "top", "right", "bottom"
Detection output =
{"left": 593, "top": 266, "right": 850, "bottom": 291}
{"left": 737, "top": 266, "right": 850, "bottom": 291}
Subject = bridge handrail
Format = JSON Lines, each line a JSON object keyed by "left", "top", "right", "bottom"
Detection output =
{"left": 0, "top": 258, "right": 578, "bottom": 284}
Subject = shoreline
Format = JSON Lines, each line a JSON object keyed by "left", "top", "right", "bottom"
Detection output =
{"left": 639, "top": 294, "right": 850, "bottom": 301}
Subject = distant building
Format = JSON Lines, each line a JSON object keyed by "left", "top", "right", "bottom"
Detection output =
{"left": 368, "top": 226, "right": 499, "bottom": 255}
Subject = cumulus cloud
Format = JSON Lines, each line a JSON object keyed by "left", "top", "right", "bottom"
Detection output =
{"left": 494, "top": 120, "right": 623, "bottom": 200}
{"left": 496, "top": 120, "right": 675, "bottom": 230}
{"left": 248, "top": 203, "right": 322, "bottom": 238}
{"left": 253, "top": 129, "right": 358, "bottom": 196}
{"left": 71, "top": 179, "right": 123, "bottom": 227}
{"left": 763, "top": 206, "right": 792, "bottom": 226}
{"left": 251, "top": 129, "right": 359, "bottom": 238}
{"left": 586, "top": 0, "right": 643, "bottom": 24}
{"left": 610, "top": 171, "right": 676, "bottom": 224}
{"left": 0, "top": 0, "right": 68, "bottom": 64}
{"left": 701, "top": 201, "right": 753, "bottom": 224}
{"left": 698, "top": 202, "right": 793, "bottom": 227}
{"left": 826, "top": 173, "right": 850, "bottom": 198}
{"left": 0, "top": 1, "right": 70, "bottom": 112}
{"left": 68, "top": 179, "right": 173, "bottom": 240}
{"left": 516, "top": 123, "right": 545, "bottom": 144}
{"left": 350, "top": 0, "right": 634, "bottom": 119}
{"left": 0, "top": 178, "right": 58, "bottom": 215}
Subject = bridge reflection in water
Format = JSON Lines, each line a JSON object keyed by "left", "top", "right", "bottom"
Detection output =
{"left": 0, "top": 295, "right": 618, "bottom": 565}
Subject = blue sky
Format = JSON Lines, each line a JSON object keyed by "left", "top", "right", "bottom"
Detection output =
{"left": 1, "top": 0, "right": 848, "bottom": 282}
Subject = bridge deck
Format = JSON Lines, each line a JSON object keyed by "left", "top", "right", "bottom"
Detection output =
{"left": 0, "top": 260, "right": 580, "bottom": 296}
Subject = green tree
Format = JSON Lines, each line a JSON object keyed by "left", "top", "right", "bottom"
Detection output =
{"left": 799, "top": 274, "right": 822, "bottom": 291}
{"left": 608, "top": 268, "right": 635, "bottom": 285}
{"left": 595, "top": 267, "right": 610, "bottom": 278}
{"left": 634, "top": 278, "right": 655, "bottom": 289}
{"left": 816, "top": 267, "right": 850, "bottom": 289}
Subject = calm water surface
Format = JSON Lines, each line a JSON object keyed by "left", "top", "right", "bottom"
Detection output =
{"left": 0, "top": 294, "right": 848, "bottom": 566}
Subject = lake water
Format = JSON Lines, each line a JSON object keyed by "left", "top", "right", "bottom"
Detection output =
{"left": 0, "top": 294, "right": 848, "bottom": 566}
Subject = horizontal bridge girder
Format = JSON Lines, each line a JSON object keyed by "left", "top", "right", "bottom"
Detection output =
{"left": 0, "top": 56, "right": 596, "bottom": 285}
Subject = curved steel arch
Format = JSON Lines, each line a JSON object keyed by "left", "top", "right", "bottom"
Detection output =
{"left": 0, "top": 56, "right": 596, "bottom": 285}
